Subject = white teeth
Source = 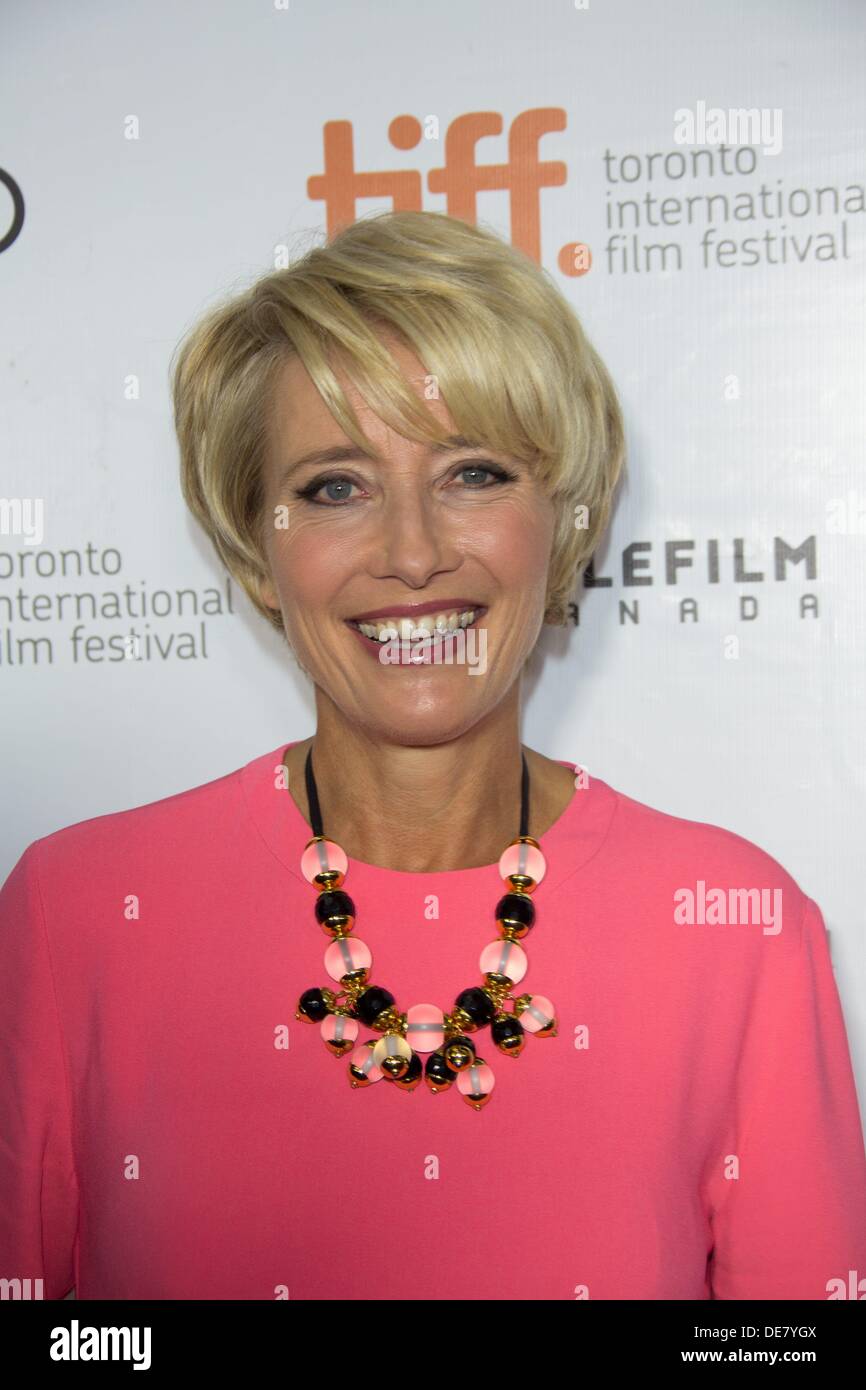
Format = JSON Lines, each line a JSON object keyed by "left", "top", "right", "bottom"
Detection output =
{"left": 355, "top": 608, "right": 478, "bottom": 641}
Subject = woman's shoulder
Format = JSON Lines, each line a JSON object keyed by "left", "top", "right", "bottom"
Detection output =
{"left": 8, "top": 742, "right": 290, "bottom": 889}
{"left": 593, "top": 773, "right": 814, "bottom": 938}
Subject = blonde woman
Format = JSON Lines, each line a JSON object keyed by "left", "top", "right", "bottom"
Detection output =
{"left": 2, "top": 211, "right": 865, "bottom": 1300}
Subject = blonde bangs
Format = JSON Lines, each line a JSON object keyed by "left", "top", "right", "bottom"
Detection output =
{"left": 171, "top": 210, "right": 625, "bottom": 632}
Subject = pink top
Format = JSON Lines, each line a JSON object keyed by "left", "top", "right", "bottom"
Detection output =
{"left": 2, "top": 741, "right": 866, "bottom": 1301}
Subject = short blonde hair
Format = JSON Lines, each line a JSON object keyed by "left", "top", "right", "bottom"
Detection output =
{"left": 170, "top": 210, "right": 625, "bottom": 633}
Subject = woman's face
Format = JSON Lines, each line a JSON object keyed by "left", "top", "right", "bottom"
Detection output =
{"left": 258, "top": 331, "right": 556, "bottom": 745}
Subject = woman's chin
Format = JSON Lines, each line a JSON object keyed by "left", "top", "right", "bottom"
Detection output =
{"left": 350, "top": 701, "right": 487, "bottom": 747}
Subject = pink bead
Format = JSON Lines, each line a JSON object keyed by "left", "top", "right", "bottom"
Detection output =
{"left": 520, "top": 994, "right": 555, "bottom": 1034}
{"left": 300, "top": 837, "right": 348, "bottom": 884}
{"left": 405, "top": 1003, "right": 445, "bottom": 1053}
{"left": 321, "top": 1014, "right": 359, "bottom": 1046}
{"left": 457, "top": 1060, "right": 495, "bottom": 1101}
{"left": 324, "top": 936, "right": 372, "bottom": 981}
{"left": 479, "top": 938, "right": 527, "bottom": 984}
{"left": 349, "top": 1042, "right": 384, "bottom": 1082}
{"left": 498, "top": 838, "right": 546, "bottom": 886}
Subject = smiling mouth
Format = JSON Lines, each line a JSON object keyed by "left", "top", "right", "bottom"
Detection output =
{"left": 346, "top": 605, "right": 487, "bottom": 643}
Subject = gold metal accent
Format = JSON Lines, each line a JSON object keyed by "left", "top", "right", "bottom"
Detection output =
{"left": 315, "top": 870, "right": 345, "bottom": 889}
{"left": 447, "top": 1006, "right": 476, "bottom": 1034}
{"left": 339, "top": 968, "right": 370, "bottom": 987}
{"left": 464, "top": 1092, "right": 492, "bottom": 1111}
{"left": 482, "top": 974, "right": 513, "bottom": 1005}
{"left": 498, "top": 921, "right": 528, "bottom": 941}
{"left": 319, "top": 916, "right": 354, "bottom": 938}
{"left": 443, "top": 1039, "right": 474, "bottom": 1072}
{"left": 335, "top": 979, "right": 366, "bottom": 1007}
{"left": 508, "top": 873, "right": 536, "bottom": 893}
{"left": 380, "top": 1052, "right": 410, "bottom": 1080}
{"left": 372, "top": 1006, "right": 405, "bottom": 1033}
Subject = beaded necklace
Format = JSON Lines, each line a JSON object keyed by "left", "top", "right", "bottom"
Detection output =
{"left": 295, "top": 746, "right": 558, "bottom": 1109}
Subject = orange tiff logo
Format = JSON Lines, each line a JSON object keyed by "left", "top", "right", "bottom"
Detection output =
{"left": 307, "top": 109, "right": 589, "bottom": 274}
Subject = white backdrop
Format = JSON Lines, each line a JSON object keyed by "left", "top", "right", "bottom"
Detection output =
{"left": 2, "top": 0, "right": 865, "bottom": 1116}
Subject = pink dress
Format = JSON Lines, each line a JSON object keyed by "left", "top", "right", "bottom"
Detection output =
{"left": 2, "top": 741, "right": 865, "bottom": 1300}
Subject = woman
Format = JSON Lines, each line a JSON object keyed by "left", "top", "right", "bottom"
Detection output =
{"left": 2, "top": 210, "right": 865, "bottom": 1301}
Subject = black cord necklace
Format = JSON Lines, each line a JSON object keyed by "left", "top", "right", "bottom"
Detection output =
{"left": 295, "top": 746, "right": 558, "bottom": 1110}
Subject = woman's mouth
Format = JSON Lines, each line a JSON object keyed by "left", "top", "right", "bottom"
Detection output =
{"left": 344, "top": 605, "right": 487, "bottom": 656}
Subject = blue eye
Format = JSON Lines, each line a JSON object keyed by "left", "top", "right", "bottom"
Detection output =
{"left": 320, "top": 478, "right": 355, "bottom": 502}
{"left": 295, "top": 475, "right": 358, "bottom": 505}
{"left": 459, "top": 464, "right": 502, "bottom": 486}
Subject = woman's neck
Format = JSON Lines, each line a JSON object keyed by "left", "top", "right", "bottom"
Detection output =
{"left": 282, "top": 702, "right": 576, "bottom": 873}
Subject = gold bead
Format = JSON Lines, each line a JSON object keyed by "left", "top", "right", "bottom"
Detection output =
{"left": 508, "top": 873, "right": 536, "bottom": 893}
{"left": 380, "top": 1056, "right": 403, "bottom": 1078}
{"left": 497, "top": 912, "right": 530, "bottom": 940}
{"left": 443, "top": 1039, "right": 474, "bottom": 1072}
{"left": 315, "top": 872, "right": 345, "bottom": 890}
{"left": 318, "top": 915, "right": 354, "bottom": 938}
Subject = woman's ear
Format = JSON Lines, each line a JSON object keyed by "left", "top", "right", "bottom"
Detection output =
{"left": 258, "top": 575, "right": 280, "bottom": 611}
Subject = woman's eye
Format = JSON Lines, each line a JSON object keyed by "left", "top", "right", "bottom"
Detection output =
{"left": 296, "top": 475, "right": 358, "bottom": 505}
{"left": 456, "top": 463, "right": 513, "bottom": 487}
{"left": 459, "top": 466, "right": 493, "bottom": 486}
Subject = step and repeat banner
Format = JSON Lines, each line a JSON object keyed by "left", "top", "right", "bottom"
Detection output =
{"left": 2, "top": 1, "right": 865, "bottom": 1095}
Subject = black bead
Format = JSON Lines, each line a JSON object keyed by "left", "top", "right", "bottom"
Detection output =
{"left": 491, "top": 1015, "right": 525, "bottom": 1046}
{"left": 315, "top": 889, "right": 355, "bottom": 923}
{"left": 444, "top": 1034, "right": 477, "bottom": 1067}
{"left": 396, "top": 1052, "right": 423, "bottom": 1085}
{"left": 455, "top": 986, "right": 496, "bottom": 1026}
{"left": 298, "top": 987, "right": 329, "bottom": 1022}
{"left": 495, "top": 892, "right": 535, "bottom": 929}
{"left": 425, "top": 1051, "right": 453, "bottom": 1085}
{"left": 356, "top": 985, "right": 395, "bottom": 1026}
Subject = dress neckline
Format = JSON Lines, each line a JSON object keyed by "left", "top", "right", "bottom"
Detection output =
{"left": 240, "top": 740, "right": 618, "bottom": 895}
